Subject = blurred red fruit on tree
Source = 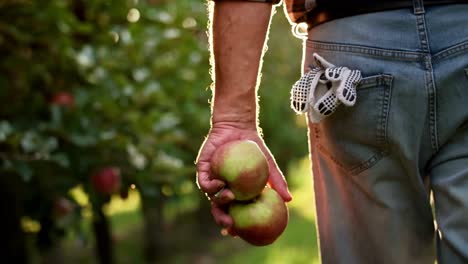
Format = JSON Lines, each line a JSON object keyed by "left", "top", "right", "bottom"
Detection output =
{"left": 91, "top": 167, "right": 121, "bottom": 194}
{"left": 51, "top": 91, "right": 75, "bottom": 108}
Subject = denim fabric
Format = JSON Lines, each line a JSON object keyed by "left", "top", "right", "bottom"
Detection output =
{"left": 304, "top": 2, "right": 468, "bottom": 263}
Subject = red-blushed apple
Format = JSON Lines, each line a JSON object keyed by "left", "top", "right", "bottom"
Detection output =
{"left": 211, "top": 140, "right": 269, "bottom": 201}
{"left": 229, "top": 187, "right": 289, "bottom": 246}
{"left": 51, "top": 91, "right": 75, "bottom": 108}
{"left": 53, "top": 197, "right": 75, "bottom": 218}
{"left": 91, "top": 167, "right": 121, "bottom": 194}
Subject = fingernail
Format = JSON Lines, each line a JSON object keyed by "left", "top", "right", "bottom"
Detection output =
{"left": 220, "top": 228, "right": 229, "bottom": 236}
{"left": 224, "top": 190, "right": 235, "bottom": 201}
{"left": 214, "top": 187, "right": 224, "bottom": 199}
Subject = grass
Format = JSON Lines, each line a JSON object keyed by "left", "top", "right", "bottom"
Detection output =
{"left": 58, "top": 156, "right": 319, "bottom": 263}
{"left": 221, "top": 157, "right": 319, "bottom": 264}
{"left": 224, "top": 212, "right": 319, "bottom": 264}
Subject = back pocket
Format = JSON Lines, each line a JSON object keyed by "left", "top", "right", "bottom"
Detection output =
{"left": 313, "top": 74, "right": 393, "bottom": 175}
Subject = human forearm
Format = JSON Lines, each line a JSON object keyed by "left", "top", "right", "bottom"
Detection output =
{"left": 210, "top": 1, "right": 274, "bottom": 127}
{"left": 196, "top": 3, "right": 291, "bottom": 226}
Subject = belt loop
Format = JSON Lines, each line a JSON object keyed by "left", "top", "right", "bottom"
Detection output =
{"left": 413, "top": 0, "right": 425, "bottom": 14}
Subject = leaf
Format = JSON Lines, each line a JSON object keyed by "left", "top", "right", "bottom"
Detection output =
{"left": 70, "top": 134, "right": 98, "bottom": 147}
{"left": 75, "top": 45, "right": 95, "bottom": 68}
{"left": 51, "top": 152, "right": 70, "bottom": 168}
{"left": 127, "top": 144, "right": 147, "bottom": 170}
{"left": 43, "top": 136, "right": 58, "bottom": 153}
{"left": 138, "top": 184, "right": 160, "bottom": 199}
{"left": 21, "top": 131, "right": 40, "bottom": 153}
{"left": 16, "top": 161, "right": 33, "bottom": 182}
{"left": 153, "top": 113, "right": 180, "bottom": 133}
{"left": 50, "top": 105, "right": 63, "bottom": 127}
{"left": 0, "top": 120, "right": 13, "bottom": 142}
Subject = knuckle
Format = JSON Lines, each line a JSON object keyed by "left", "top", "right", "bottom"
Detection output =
{"left": 197, "top": 180, "right": 210, "bottom": 192}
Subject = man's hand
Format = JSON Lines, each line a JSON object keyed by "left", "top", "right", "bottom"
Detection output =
{"left": 198, "top": 1, "right": 290, "bottom": 232}
{"left": 196, "top": 121, "right": 292, "bottom": 229}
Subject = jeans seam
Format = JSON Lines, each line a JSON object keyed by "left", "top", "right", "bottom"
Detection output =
{"left": 358, "top": 74, "right": 393, "bottom": 90}
{"left": 353, "top": 76, "right": 393, "bottom": 175}
{"left": 412, "top": 0, "right": 425, "bottom": 15}
{"left": 380, "top": 76, "right": 393, "bottom": 145}
{"left": 433, "top": 40, "right": 468, "bottom": 63}
{"left": 415, "top": 14, "right": 430, "bottom": 53}
{"left": 306, "top": 40, "right": 426, "bottom": 61}
{"left": 425, "top": 59, "right": 439, "bottom": 152}
{"left": 415, "top": 10, "right": 439, "bottom": 152}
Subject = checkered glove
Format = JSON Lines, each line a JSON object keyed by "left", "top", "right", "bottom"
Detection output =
{"left": 290, "top": 53, "right": 362, "bottom": 123}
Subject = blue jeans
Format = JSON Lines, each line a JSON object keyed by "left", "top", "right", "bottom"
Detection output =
{"left": 304, "top": 1, "right": 468, "bottom": 263}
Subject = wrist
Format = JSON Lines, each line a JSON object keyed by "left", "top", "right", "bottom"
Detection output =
{"left": 211, "top": 88, "right": 258, "bottom": 129}
{"left": 211, "top": 112, "right": 258, "bottom": 130}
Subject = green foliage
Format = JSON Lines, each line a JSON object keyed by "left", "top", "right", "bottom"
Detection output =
{"left": 0, "top": 0, "right": 212, "bottom": 247}
{"left": 260, "top": 12, "right": 308, "bottom": 169}
{"left": 0, "top": 0, "right": 309, "bottom": 259}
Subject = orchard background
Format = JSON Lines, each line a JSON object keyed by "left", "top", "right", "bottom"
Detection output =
{"left": 0, "top": 0, "right": 319, "bottom": 263}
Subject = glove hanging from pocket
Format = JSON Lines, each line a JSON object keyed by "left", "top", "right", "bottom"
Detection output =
{"left": 290, "top": 53, "right": 362, "bottom": 123}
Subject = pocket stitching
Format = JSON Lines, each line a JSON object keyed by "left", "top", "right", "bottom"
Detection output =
{"left": 306, "top": 40, "right": 424, "bottom": 61}
{"left": 315, "top": 74, "right": 393, "bottom": 176}
{"left": 358, "top": 74, "right": 393, "bottom": 90}
{"left": 378, "top": 75, "right": 393, "bottom": 145}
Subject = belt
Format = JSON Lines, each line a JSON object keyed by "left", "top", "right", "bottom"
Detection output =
{"left": 306, "top": 0, "right": 468, "bottom": 28}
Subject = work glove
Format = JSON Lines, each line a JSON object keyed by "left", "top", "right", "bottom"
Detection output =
{"left": 291, "top": 53, "right": 362, "bottom": 123}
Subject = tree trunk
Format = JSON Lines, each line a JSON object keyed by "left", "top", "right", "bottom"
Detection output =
{"left": 93, "top": 207, "right": 113, "bottom": 264}
{"left": 141, "top": 194, "right": 164, "bottom": 263}
{"left": 0, "top": 172, "right": 28, "bottom": 263}
{"left": 38, "top": 216, "right": 66, "bottom": 264}
{"left": 196, "top": 194, "right": 218, "bottom": 237}
{"left": 41, "top": 243, "right": 65, "bottom": 264}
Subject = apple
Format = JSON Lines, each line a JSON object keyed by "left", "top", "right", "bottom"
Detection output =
{"left": 211, "top": 140, "right": 269, "bottom": 201}
{"left": 51, "top": 91, "right": 75, "bottom": 108}
{"left": 91, "top": 167, "right": 121, "bottom": 194}
{"left": 229, "top": 187, "right": 289, "bottom": 246}
{"left": 53, "top": 197, "right": 75, "bottom": 218}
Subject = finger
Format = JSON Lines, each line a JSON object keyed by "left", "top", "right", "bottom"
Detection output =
{"left": 197, "top": 171, "right": 225, "bottom": 194}
{"left": 211, "top": 188, "right": 235, "bottom": 205}
{"left": 263, "top": 149, "right": 292, "bottom": 202}
{"left": 268, "top": 166, "right": 293, "bottom": 202}
{"left": 221, "top": 226, "right": 237, "bottom": 237}
{"left": 226, "top": 226, "right": 237, "bottom": 236}
{"left": 211, "top": 202, "right": 233, "bottom": 228}
{"left": 196, "top": 160, "right": 225, "bottom": 194}
{"left": 254, "top": 140, "right": 293, "bottom": 202}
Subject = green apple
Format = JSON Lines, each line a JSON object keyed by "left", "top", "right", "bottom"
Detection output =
{"left": 211, "top": 140, "right": 269, "bottom": 201}
{"left": 229, "top": 187, "right": 289, "bottom": 246}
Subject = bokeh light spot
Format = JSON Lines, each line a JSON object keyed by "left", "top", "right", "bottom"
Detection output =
{"left": 110, "top": 31, "right": 119, "bottom": 43}
{"left": 127, "top": 8, "right": 140, "bottom": 23}
{"left": 182, "top": 17, "right": 197, "bottom": 29}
